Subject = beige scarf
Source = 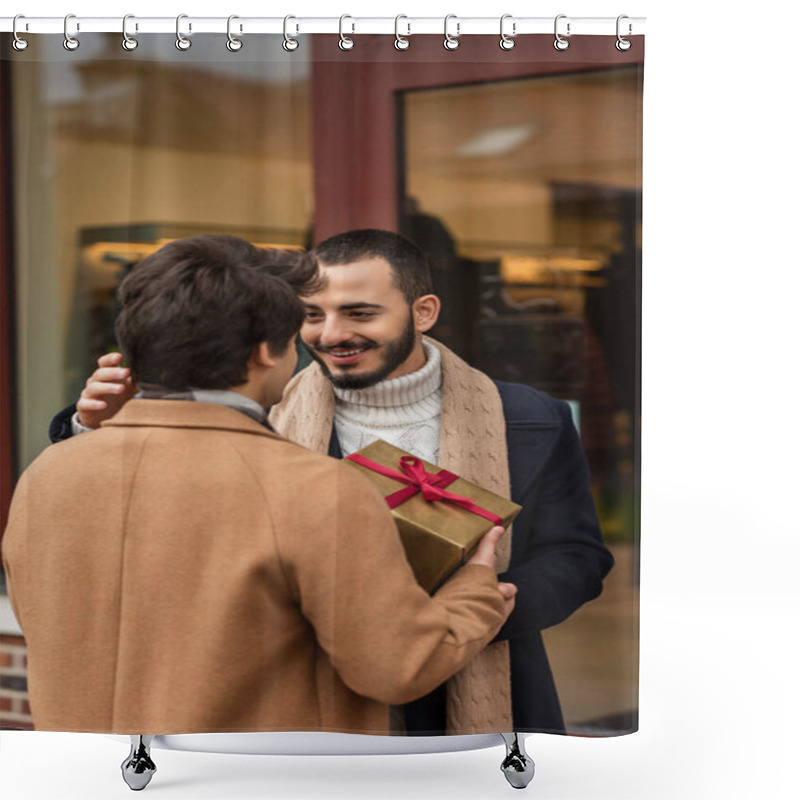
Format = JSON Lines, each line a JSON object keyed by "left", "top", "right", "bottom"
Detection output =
{"left": 269, "top": 337, "right": 513, "bottom": 734}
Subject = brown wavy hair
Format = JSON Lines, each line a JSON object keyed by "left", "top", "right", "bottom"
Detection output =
{"left": 115, "top": 235, "right": 319, "bottom": 390}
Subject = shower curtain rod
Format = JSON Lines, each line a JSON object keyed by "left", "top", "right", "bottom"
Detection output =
{"left": 1, "top": 16, "right": 645, "bottom": 37}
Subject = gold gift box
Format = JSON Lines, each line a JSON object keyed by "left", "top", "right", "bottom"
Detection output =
{"left": 345, "top": 440, "right": 521, "bottom": 593}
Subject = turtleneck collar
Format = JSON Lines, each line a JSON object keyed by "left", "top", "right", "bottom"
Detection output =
{"left": 332, "top": 340, "right": 442, "bottom": 409}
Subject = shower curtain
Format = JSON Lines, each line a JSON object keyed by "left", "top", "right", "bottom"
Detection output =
{"left": 0, "top": 23, "right": 643, "bottom": 739}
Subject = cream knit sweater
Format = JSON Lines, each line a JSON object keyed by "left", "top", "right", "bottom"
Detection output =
{"left": 333, "top": 341, "right": 442, "bottom": 463}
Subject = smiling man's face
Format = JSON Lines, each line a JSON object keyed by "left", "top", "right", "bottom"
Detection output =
{"left": 301, "top": 256, "right": 423, "bottom": 390}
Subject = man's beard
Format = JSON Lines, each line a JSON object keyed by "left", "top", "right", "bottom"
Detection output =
{"left": 305, "top": 313, "right": 417, "bottom": 390}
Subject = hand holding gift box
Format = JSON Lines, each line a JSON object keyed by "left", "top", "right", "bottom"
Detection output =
{"left": 345, "top": 440, "right": 522, "bottom": 592}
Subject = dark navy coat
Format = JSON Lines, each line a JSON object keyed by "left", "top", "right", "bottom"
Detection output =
{"left": 493, "top": 381, "right": 613, "bottom": 732}
{"left": 49, "top": 381, "right": 613, "bottom": 733}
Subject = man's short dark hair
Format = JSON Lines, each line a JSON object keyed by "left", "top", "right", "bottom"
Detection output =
{"left": 312, "top": 229, "right": 434, "bottom": 303}
{"left": 115, "top": 234, "right": 318, "bottom": 391}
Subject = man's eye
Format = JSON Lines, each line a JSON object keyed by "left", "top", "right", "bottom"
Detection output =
{"left": 304, "top": 312, "right": 322, "bottom": 321}
{"left": 349, "top": 312, "right": 375, "bottom": 319}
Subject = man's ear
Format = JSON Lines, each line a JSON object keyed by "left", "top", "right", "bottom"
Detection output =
{"left": 250, "top": 342, "right": 275, "bottom": 369}
{"left": 412, "top": 294, "right": 441, "bottom": 333}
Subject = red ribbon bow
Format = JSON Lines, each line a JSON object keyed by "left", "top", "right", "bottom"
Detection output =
{"left": 345, "top": 453, "right": 503, "bottom": 526}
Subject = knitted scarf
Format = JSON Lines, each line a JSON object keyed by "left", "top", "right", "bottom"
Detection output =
{"left": 269, "top": 337, "right": 513, "bottom": 734}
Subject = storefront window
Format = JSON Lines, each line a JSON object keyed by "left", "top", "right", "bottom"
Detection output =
{"left": 10, "top": 35, "right": 313, "bottom": 470}
{"left": 401, "top": 66, "right": 642, "bottom": 730}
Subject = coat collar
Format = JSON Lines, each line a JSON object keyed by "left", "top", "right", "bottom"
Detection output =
{"left": 102, "top": 399, "right": 280, "bottom": 439}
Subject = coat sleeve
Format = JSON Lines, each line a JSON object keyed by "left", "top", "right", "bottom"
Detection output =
{"left": 48, "top": 404, "right": 78, "bottom": 444}
{"left": 495, "top": 397, "right": 614, "bottom": 639}
{"left": 273, "top": 460, "right": 507, "bottom": 706}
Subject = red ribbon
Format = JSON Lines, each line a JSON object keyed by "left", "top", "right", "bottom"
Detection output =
{"left": 345, "top": 453, "right": 503, "bottom": 526}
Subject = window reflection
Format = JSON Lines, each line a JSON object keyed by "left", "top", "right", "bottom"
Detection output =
{"left": 12, "top": 35, "right": 313, "bottom": 468}
{"left": 401, "top": 67, "right": 641, "bottom": 542}
{"left": 401, "top": 67, "right": 641, "bottom": 731}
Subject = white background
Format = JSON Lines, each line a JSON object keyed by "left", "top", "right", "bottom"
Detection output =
{"left": 3, "top": 1, "right": 799, "bottom": 798}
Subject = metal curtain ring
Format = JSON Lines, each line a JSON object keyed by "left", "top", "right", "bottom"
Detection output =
{"left": 499, "top": 14, "right": 516, "bottom": 50}
{"left": 12, "top": 15, "right": 29, "bottom": 51}
{"left": 554, "top": 14, "right": 570, "bottom": 51}
{"left": 616, "top": 14, "right": 632, "bottom": 51}
{"left": 176, "top": 14, "right": 192, "bottom": 50}
{"left": 63, "top": 14, "right": 80, "bottom": 51}
{"left": 339, "top": 14, "right": 355, "bottom": 50}
{"left": 122, "top": 14, "right": 138, "bottom": 51}
{"left": 394, "top": 15, "right": 410, "bottom": 50}
{"left": 444, "top": 14, "right": 460, "bottom": 51}
{"left": 283, "top": 15, "right": 299, "bottom": 51}
{"left": 227, "top": 15, "right": 243, "bottom": 51}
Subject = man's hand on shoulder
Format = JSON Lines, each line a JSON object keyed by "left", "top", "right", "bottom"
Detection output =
{"left": 76, "top": 352, "right": 137, "bottom": 430}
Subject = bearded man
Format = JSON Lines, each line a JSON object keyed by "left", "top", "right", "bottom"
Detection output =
{"left": 48, "top": 229, "right": 613, "bottom": 736}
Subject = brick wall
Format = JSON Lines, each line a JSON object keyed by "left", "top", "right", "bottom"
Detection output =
{"left": 0, "top": 634, "right": 33, "bottom": 729}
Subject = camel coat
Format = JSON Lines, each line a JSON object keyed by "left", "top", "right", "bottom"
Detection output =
{"left": 1, "top": 400, "right": 505, "bottom": 734}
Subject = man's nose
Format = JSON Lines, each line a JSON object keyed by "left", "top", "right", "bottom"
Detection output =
{"left": 318, "top": 315, "right": 353, "bottom": 346}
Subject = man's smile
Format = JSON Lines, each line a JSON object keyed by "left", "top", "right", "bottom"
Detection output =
{"left": 314, "top": 342, "right": 377, "bottom": 368}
